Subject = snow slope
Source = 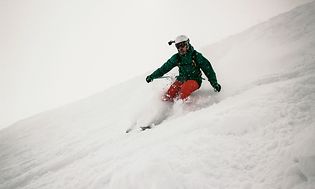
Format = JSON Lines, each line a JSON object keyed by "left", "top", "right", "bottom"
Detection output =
{"left": 1, "top": 2, "right": 315, "bottom": 189}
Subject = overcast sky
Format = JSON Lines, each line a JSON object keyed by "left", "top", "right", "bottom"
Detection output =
{"left": 0, "top": 0, "right": 313, "bottom": 129}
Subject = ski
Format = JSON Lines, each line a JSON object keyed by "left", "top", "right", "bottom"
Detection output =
{"left": 140, "top": 125, "right": 152, "bottom": 131}
{"left": 125, "top": 124, "right": 155, "bottom": 133}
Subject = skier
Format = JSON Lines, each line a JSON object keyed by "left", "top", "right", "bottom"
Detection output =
{"left": 146, "top": 35, "right": 221, "bottom": 102}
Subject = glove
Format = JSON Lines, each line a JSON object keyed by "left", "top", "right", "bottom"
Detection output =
{"left": 212, "top": 83, "right": 221, "bottom": 92}
{"left": 146, "top": 75, "right": 153, "bottom": 83}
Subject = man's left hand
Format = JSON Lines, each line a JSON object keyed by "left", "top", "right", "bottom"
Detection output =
{"left": 213, "top": 83, "right": 221, "bottom": 92}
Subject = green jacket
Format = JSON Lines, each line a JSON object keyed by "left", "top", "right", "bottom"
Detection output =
{"left": 149, "top": 45, "right": 218, "bottom": 87}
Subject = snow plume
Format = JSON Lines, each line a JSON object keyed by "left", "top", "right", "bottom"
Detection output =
{"left": 1, "top": 1, "right": 315, "bottom": 189}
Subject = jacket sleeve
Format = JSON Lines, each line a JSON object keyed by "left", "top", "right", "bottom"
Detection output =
{"left": 196, "top": 52, "right": 218, "bottom": 86}
{"left": 150, "top": 54, "right": 178, "bottom": 79}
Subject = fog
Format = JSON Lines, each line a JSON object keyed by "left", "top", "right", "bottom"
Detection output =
{"left": 0, "top": 0, "right": 312, "bottom": 129}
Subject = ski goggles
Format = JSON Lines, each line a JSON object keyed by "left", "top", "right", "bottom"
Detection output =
{"left": 175, "top": 42, "right": 187, "bottom": 49}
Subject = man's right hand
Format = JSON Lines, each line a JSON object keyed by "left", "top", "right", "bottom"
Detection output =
{"left": 146, "top": 75, "right": 153, "bottom": 83}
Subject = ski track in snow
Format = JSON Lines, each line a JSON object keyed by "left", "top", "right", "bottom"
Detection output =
{"left": 1, "top": 2, "right": 315, "bottom": 189}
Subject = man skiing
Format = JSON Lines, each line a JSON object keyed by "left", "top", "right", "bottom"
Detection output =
{"left": 146, "top": 35, "right": 221, "bottom": 101}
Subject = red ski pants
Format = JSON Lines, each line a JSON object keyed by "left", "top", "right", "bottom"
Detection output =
{"left": 164, "top": 80, "right": 200, "bottom": 101}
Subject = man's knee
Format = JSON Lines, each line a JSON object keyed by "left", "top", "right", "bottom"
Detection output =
{"left": 164, "top": 80, "right": 183, "bottom": 101}
{"left": 179, "top": 80, "right": 200, "bottom": 99}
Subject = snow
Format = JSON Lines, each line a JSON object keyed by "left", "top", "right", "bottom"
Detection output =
{"left": 1, "top": 1, "right": 315, "bottom": 189}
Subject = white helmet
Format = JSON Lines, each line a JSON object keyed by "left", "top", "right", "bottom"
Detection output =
{"left": 175, "top": 35, "right": 189, "bottom": 44}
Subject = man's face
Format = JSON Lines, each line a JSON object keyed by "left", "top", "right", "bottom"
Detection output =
{"left": 176, "top": 42, "right": 188, "bottom": 55}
